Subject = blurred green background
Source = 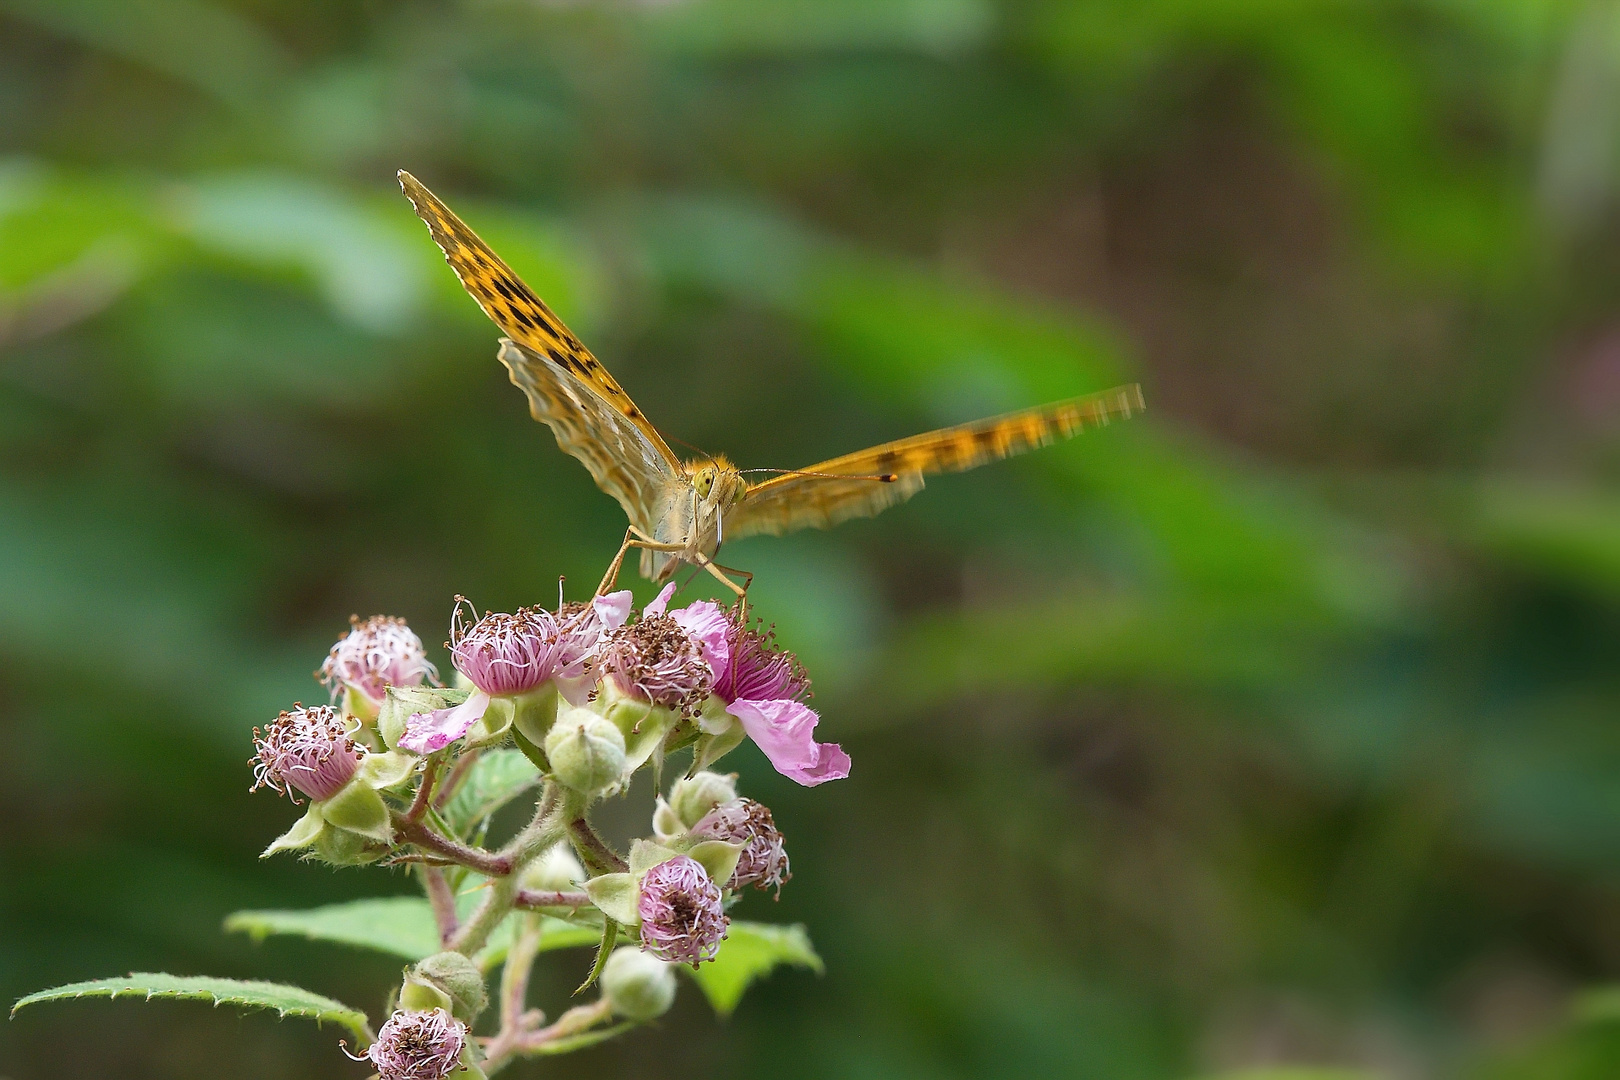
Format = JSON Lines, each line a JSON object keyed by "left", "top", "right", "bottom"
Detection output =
{"left": 8, "top": 1, "right": 1620, "bottom": 1077}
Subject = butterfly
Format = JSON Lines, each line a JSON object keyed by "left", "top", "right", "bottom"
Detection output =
{"left": 398, "top": 170, "right": 1144, "bottom": 599}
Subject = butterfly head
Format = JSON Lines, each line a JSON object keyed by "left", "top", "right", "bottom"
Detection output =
{"left": 687, "top": 456, "right": 748, "bottom": 509}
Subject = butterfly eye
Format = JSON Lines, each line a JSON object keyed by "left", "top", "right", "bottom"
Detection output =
{"left": 694, "top": 471, "right": 714, "bottom": 499}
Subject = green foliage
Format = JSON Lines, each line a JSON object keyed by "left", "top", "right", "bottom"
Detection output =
{"left": 439, "top": 749, "right": 541, "bottom": 837}
{"left": 224, "top": 899, "right": 599, "bottom": 962}
{"left": 10, "top": 974, "right": 371, "bottom": 1045}
{"left": 686, "top": 922, "right": 823, "bottom": 1018}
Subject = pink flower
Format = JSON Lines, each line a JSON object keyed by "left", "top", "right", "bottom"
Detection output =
{"left": 400, "top": 593, "right": 630, "bottom": 754}
{"left": 319, "top": 615, "right": 437, "bottom": 711}
{"left": 251, "top": 704, "right": 363, "bottom": 803}
{"left": 649, "top": 587, "right": 847, "bottom": 786}
{"left": 597, "top": 591, "right": 714, "bottom": 717}
{"left": 350, "top": 1008, "right": 466, "bottom": 1080}
{"left": 637, "top": 856, "right": 728, "bottom": 966}
{"left": 692, "top": 798, "right": 790, "bottom": 896}
{"left": 645, "top": 583, "right": 729, "bottom": 682}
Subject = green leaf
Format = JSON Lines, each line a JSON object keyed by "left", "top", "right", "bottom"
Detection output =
{"left": 225, "top": 897, "right": 442, "bottom": 961}
{"left": 686, "top": 922, "right": 822, "bottom": 1018}
{"left": 225, "top": 898, "right": 601, "bottom": 964}
{"left": 10, "top": 973, "right": 371, "bottom": 1045}
{"left": 441, "top": 748, "right": 540, "bottom": 837}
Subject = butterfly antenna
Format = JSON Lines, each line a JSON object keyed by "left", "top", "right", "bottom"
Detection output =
{"left": 666, "top": 432, "right": 718, "bottom": 460}
{"left": 739, "top": 468, "right": 899, "bottom": 483}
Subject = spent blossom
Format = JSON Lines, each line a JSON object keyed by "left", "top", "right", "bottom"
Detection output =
{"left": 597, "top": 611, "right": 713, "bottom": 718}
{"left": 320, "top": 615, "right": 437, "bottom": 713}
{"left": 350, "top": 1008, "right": 468, "bottom": 1080}
{"left": 250, "top": 704, "right": 363, "bottom": 803}
{"left": 637, "top": 855, "right": 728, "bottom": 966}
{"left": 400, "top": 593, "right": 629, "bottom": 754}
{"left": 693, "top": 798, "right": 791, "bottom": 896}
{"left": 648, "top": 584, "right": 849, "bottom": 787}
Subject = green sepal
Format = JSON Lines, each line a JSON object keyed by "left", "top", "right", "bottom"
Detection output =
{"left": 512, "top": 725, "right": 551, "bottom": 773}
{"left": 681, "top": 839, "right": 744, "bottom": 887}
{"left": 592, "top": 681, "right": 675, "bottom": 782}
{"left": 357, "top": 750, "right": 417, "bottom": 790}
{"left": 319, "top": 782, "right": 393, "bottom": 843}
{"left": 575, "top": 917, "right": 619, "bottom": 994}
{"left": 651, "top": 797, "right": 683, "bottom": 841}
{"left": 464, "top": 695, "right": 513, "bottom": 747}
{"left": 343, "top": 685, "right": 379, "bottom": 724}
{"left": 510, "top": 683, "right": 561, "bottom": 748}
{"left": 583, "top": 874, "right": 639, "bottom": 926}
{"left": 628, "top": 838, "right": 679, "bottom": 877}
{"left": 262, "top": 802, "right": 326, "bottom": 857}
{"left": 691, "top": 718, "right": 746, "bottom": 774}
{"left": 399, "top": 976, "right": 453, "bottom": 1013}
{"left": 379, "top": 686, "right": 469, "bottom": 749}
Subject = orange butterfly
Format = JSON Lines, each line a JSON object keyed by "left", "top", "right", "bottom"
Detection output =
{"left": 398, "top": 171, "right": 1144, "bottom": 598}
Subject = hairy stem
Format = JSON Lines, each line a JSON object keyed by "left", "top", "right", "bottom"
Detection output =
{"left": 568, "top": 817, "right": 627, "bottom": 874}
{"left": 435, "top": 747, "right": 482, "bottom": 810}
{"left": 393, "top": 815, "right": 513, "bottom": 876}
{"left": 514, "top": 889, "right": 591, "bottom": 910}
{"left": 499, "top": 913, "right": 544, "bottom": 1032}
{"left": 404, "top": 756, "right": 441, "bottom": 822}
{"left": 449, "top": 784, "right": 579, "bottom": 956}
{"left": 419, "top": 865, "right": 458, "bottom": 946}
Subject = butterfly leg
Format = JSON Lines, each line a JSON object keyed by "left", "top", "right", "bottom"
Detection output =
{"left": 687, "top": 553, "right": 752, "bottom": 619}
{"left": 596, "top": 527, "right": 685, "bottom": 596}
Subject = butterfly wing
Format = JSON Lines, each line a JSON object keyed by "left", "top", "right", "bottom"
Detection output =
{"left": 728, "top": 383, "right": 1144, "bottom": 538}
{"left": 498, "top": 339, "right": 682, "bottom": 531}
{"left": 398, "top": 170, "right": 683, "bottom": 528}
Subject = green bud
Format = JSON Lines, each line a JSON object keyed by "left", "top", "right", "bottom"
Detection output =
{"left": 522, "top": 842, "right": 586, "bottom": 892}
{"left": 398, "top": 975, "right": 452, "bottom": 1013}
{"left": 668, "top": 771, "right": 737, "bottom": 830}
{"left": 544, "top": 708, "right": 626, "bottom": 794}
{"left": 600, "top": 947, "right": 676, "bottom": 1021}
{"left": 411, "top": 951, "right": 489, "bottom": 1022}
{"left": 312, "top": 823, "right": 389, "bottom": 866}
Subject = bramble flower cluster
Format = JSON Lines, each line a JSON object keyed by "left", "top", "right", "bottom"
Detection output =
{"left": 250, "top": 575, "right": 844, "bottom": 1074}
{"left": 17, "top": 564, "right": 845, "bottom": 1073}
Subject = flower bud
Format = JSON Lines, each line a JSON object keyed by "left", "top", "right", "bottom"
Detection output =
{"left": 544, "top": 708, "right": 626, "bottom": 793}
{"left": 668, "top": 771, "right": 737, "bottom": 830}
{"left": 693, "top": 798, "right": 791, "bottom": 896}
{"left": 409, "top": 951, "right": 489, "bottom": 1023}
{"left": 523, "top": 842, "right": 586, "bottom": 892}
{"left": 637, "top": 855, "right": 728, "bottom": 966}
{"left": 600, "top": 947, "right": 676, "bottom": 1021}
{"left": 251, "top": 705, "right": 362, "bottom": 803}
{"left": 357, "top": 1008, "right": 469, "bottom": 1080}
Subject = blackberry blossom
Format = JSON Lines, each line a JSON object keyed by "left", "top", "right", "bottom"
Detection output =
{"left": 320, "top": 615, "right": 437, "bottom": 712}
{"left": 642, "top": 585, "right": 847, "bottom": 787}
{"left": 637, "top": 856, "right": 728, "bottom": 966}
{"left": 349, "top": 1008, "right": 468, "bottom": 1080}
{"left": 250, "top": 704, "right": 362, "bottom": 803}
{"left": 400, "top": 594, "right": 629, "bottom": 754}
{"left": 693, "top": 798, "right": 791, "bottom": 897}
{"left": 598, "top": 614, "right": 713, "bottom": 719}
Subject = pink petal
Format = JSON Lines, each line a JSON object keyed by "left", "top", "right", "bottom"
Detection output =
{"left": 669, "top": 600, "right": 730, "bottom": 683}
{"left": 784, "top": 742, "right": 850, "bottom": 787}
{"left": 727, "top": 698, "right": 849, "bottom": 786}
{"left": 643, "top": 583, "right": 678, "bottom": 618}
{"left": 399, "top": 690, "right": 490, "bottom": 754}
{"left": 592, "top": 590, "right": 634, "bottom": 631}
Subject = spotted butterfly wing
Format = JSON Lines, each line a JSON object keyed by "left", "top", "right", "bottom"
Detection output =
{"left": 728, "top": 384, "right": 1144, "bottom": 538}
{"left": 397, "top": 171, "right": 682, "bottom": 532}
